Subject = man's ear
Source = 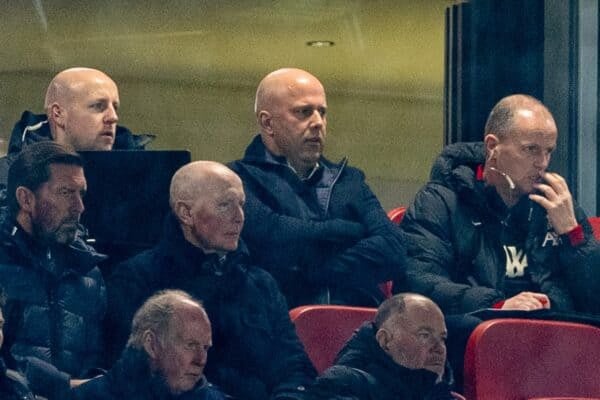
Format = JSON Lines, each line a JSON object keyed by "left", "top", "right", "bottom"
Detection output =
{"left": 49, "top": 103, "right": 65, "bottom": 128}
{"left": 15, "top": 186, "right": 35, "bottom": 213}
{"left": 484, "top": 133, "right": 500, "bottom": 161}
{"left": 375, "top": 328, "right": 390, "bottom": 352}
{"left": 174, "top": 201, "right": 192, "bottom": 226}
{"left": 142, "top": 330, "right": 161, "bottom": 359}
{"left": 258, "top": 111, "right": 274, "bottom": 136}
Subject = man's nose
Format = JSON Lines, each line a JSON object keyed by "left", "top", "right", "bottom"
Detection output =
{"left": 309, "top": 109, "right": 325, "bottom": 128}
{"left": 105, "top": 104, "right": 119, "bottom": 124}
{"left": 535, "top": 152, "right": 551, "bottom": 170}
{"left": 431, "top": 339, "right": 446, "bottom": 355}
{"left": 233, "top": 205, "right": 244, "bottom": 224}
{"left": 72, "top": 194, "right": 85, "bottom": 214}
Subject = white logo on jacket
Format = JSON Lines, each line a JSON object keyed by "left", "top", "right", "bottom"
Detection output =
{"left": 503, "top": 246, "right": 528, "bottom": 277}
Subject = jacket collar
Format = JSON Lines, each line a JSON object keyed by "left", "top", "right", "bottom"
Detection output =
{"left": 157, "top": 212, "right": 249, "bottom": 277}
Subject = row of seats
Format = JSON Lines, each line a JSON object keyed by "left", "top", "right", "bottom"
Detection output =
{"left": 289, "top": 305, "right": 600, "bottom": 400}
{"left": 290, "top": 208, "right": 600, "bottom": 399}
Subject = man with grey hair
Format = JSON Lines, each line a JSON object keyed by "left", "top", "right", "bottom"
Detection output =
{"left": 401, "top": 94, "right": 600, "bottom": 315}
{"left": 106, "top": 161, "right": 316, "bottom": 400}
{"left": 308, "top": 293, "right": 465, "bottom": 400}
{"left": 73, "top": 289, "right": 226, "bottom": 400}
{"left": 0, "top": 67, "right": 153, "bottom": 186}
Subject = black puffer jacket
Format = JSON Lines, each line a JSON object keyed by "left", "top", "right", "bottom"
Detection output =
{"left": 308, "top": 323, "right": 455, "bottom": 400}
{"left": 0, "top": 111, "right": 155, "bottom": 186}
{"left": 0, "top": 213, "right": 107, "bottom": 400}
{"left": 229, "top": 135, "right": 405, "bottom": 308}
{"left": 72, "top": 347, "right": 227, "bottom": 400}
{"left": 106, "top": 213, "right": 316, "bottom": 400}
{"left": 401, "top": 142, "right": 600, "bottom": 314}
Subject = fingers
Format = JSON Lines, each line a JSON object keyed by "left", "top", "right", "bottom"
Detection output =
{"left": 530, "top": 172, "right": 578, "bottom": 234}
{"left": 501, "top": 292, "right": 551, "bottom": 311}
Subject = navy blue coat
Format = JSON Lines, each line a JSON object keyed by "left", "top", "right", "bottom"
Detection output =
{"left": 229, "top": 135, "right": 406, "bottom": 308}
{"left": 0, "top": 214, "right": 106, "bottom": 400}
{"left": 106, "top": 213, "right": 316, "bottom": 400}
{"left": 72, "top": 347, "right": 226, "bottom": 400}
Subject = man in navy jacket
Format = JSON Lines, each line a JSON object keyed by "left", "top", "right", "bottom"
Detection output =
{"left": 0, "top": 142, "right": 106, "bottom": 400}
{"left": 229, "top": 68, "right": 405, "bottom": 308}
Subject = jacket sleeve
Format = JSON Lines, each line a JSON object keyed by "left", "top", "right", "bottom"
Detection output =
{"left": 257, "top": 271, "right": 317, "bottom": 400}
{"left": 242, "top": 189, "right": 366, "bottom": 245}
{"left": 319, "top": 178, "right": 406, "bottom": 287}
{"left": 12, "top": 356, "right": 71, "bottom": 400}
{"left": 556, "top": 205, "right": 600, "bottom": 314}
{"left": 401, "top": 184, "right": 504, "bottom": 314}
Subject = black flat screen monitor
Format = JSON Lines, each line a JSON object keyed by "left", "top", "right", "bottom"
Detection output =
{"left": 79, "top": 150, "right": 191, "bottom": 250}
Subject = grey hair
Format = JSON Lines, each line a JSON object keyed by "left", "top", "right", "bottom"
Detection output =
{"left": 127, "top": 289, "right": 203, "bottom": 349}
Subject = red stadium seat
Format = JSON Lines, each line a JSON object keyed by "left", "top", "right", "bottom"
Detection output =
{"left": 289, "top": 305, "right": 377, "bottom": 374}
{"left": 464, "top": 318, "right": 600, "bottom": 400}
{"left": 376, "top": 206, "right": 407, "bottom": 298}
{"left": 588, "top": 217, "right": 600, "bottom": 240}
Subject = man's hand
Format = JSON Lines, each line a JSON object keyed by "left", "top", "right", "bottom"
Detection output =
{"left": 529, "top": 172, "right": 578, "bottom": 235}
{"left": 451, "top": 392, "right": 467, "bottom": 400}
{"left": 501, "top": 291, "right": 551, "bottom": 311}
{"left": 70, "top": 378, "right": 90, "bottom": 388}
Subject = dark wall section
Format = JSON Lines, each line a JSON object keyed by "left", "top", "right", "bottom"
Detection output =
{"left": 445, "top": 0, "right": 544, "bottom": 144}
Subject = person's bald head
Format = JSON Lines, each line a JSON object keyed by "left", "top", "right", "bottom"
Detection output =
{"left": 254, "top": 68, "right": 325, "bottom": 114}
{"left": 375, "top": 293, "right": 447, "bottom": 379}
{"left": 170, "top": 161, "right": 245, "bottom": 253}
{"left": 254, "top": 68, "right": 327, "bottom": 178}
{"left": 484, "top": 94, "right": 555, "bottom": 140}
{"left": 45, "top": 67, "right": 120, "bottom": 151}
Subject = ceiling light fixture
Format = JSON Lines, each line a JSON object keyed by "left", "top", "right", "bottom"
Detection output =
{"left": 306, "top": 40, "right": 335, "bottom": 47}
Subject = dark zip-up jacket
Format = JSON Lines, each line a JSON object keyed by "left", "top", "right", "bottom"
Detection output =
{"left": 401, "top": 142, "right": 600, "bottom": 314}
{"left": 0, "top": 212, "right": 107, "bottom": 400}
{"left": 307, "top": 323, "right": 456, "bottom": 400}
{"left": 229, "top": 135, "right": 405, "bottom": 308}
{"left": 106, "top": 213, "right": 316, "bottom": 400}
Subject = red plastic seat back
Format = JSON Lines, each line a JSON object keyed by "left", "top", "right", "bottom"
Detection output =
{"left": 289, "top": 305, "right": 377, "bottom": 374}
{"left": 464, "top": 318, "right": 600, "bottom": 400}
{"left": 377, "top": 206, "right": 407, "bottom": 298}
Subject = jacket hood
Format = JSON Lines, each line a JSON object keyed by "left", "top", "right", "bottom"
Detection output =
{"left": 430, "top": 142, "right": 485, "bottom": 191}
{"left": 8, "top": 111, "right": 155, "bottom": 153}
